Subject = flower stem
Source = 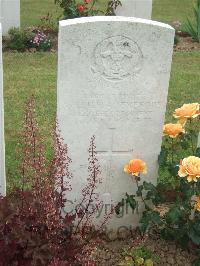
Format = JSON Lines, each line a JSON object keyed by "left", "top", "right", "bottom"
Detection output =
{"left": 134, "top": 175, "right": 149, "bottom": 209}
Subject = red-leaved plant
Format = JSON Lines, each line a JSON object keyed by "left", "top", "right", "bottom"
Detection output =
{"left": 0, "top": 97, "right": 110, "bottom": 266}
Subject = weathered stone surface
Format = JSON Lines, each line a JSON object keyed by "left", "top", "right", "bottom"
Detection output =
{"left": 57, "top": 16, "right": 174, "bottom": 229}
{"left": 0, "top": 0, "right": 20, "bottom": 35}
{"left": 115, "top": 0, "right": 152, "bottom": 19}
{"left": 0, "top": 23, "right": 5, "bottom": 196}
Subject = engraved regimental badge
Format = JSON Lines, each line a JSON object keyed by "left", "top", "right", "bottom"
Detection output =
{"left": 92, "top": 36, "right": 143, "bottom": 81}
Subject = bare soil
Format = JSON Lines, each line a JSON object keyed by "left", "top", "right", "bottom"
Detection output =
{"left": 175, "top": 36, "right": 200, "bottom": 52}
{"left": 94, "top": 233, "right": 197, "bottom": 266}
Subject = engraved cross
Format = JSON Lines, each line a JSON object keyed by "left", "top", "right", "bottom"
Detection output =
{"left": 97, "top": 128, "right": 133, "bottom": 179}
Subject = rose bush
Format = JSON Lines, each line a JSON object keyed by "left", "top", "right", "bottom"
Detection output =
{"left": 55, "top": 0, "right": 121, "bottom": 19}
{"left": 117, "top": 102, "right": 200, "bottom": 263}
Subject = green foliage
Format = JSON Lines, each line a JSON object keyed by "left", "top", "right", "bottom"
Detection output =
{"left": 54, "top": 0, "right": 121, "bottom": 19}
{"left": 30, "top": 30, "right": 52, "bottom": 52}
{"left": 119, "top": 246, "right": 158, "bottom": 266}
{"left": 6, "top": 28, "right": 32, "bottom": 51}
{"left": 54, "top": 0, "right": 104, "bottom": 19}
{"left": 139, "top": 211, "right": 162, "bottom": 233}
{"left": 184, "top": 0, "right": 200, "bottom": 42}
{"left": 158, "top": 119, "right": 199, "bottom": 185}
{"left": 126, "top": 193, "right": 138, "bottom": 210}
{"left": 118, "top": 108, "right": 200, "bottom": 249}
{"left": 143, "top": 182, "right": 163, "bottom": 205}
{"left": 165, "top": 204, "right": 185, "bottom": 224}
{"left": 115, "top": 193, "right": 138, "bottom": 216}
{"left": 188, "top": 222, "right": 200, "bottom": 245}
{"left": 5, "top": 28, "right": 52, "bottom": 52}
{"left": 106, "top": 0, "right": 121, "bottom": 15}
{"left": 138, "top": 175, "right": 200, "bottom": 247}
{"left": 40, "top": 12, "right": 58, "bottom": 32}
{"left": 158, "top": 148, "right": 169, "bottom": 166}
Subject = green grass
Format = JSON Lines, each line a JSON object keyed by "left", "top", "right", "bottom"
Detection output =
{"left": 152, "top": 0, "right": 196, "bottom": 24}
{"left": 20, "top": 0, "right": 197, "bottom": 28}
{"left": 166, "top": 51, "right": 200, "bottom": 121}
{"left": 21, "top": 0, "right": 62, "bottom": 28}
{"left": 3, "top": 51, "right": 200, "bottom": 188}
{"left": 3, "top": 52, "right": 57, "bottom": 188}
{"left": 21, "top": 0, "right": 106, "bottom": 28}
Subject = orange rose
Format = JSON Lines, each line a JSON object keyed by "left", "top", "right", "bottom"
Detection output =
{"left": 178, "top": 156, "right": 200, "bottom": 182}
{"left": 163, "top": 123, "right": 184, "bottom": 138}
{"left": 194, "top": 196, "right": 200, "bottom": 212}
{"left": 124, "top": 159, "right": 147, "bottom": 176}
{"left": 173, "top": 103, "right": 199, "bottom": 124}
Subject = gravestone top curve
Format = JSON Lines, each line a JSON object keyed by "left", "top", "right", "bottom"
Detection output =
{"left": 59, "top": 16, "right": 174, "bottom": 30}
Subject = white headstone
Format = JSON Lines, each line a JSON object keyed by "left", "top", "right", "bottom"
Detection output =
{"left": 115, "top": 0, "right": 152, "bottom": 19}
{"left": 57, "top": 16, "right": 174, "bottom": 230}
{"left": 0, "top": 23, "right": 5, "bottom": 196}
{"left": 0, "top": 0, "right": 20, "bottom": 36}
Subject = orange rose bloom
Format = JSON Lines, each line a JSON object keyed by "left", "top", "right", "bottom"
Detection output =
{"left": 124, "top": 159, "right": 147, "bottom": 176}
{"left": 163, "top": 123, "right": 184, "bottom": 138}
{"left": 194, "top": 196, "right": 200, "bottom": 212}
{"left": 178, "top": 156, "right": 200, "bottom": 182}
{"left": 173, "top": 103, "right": 199, "bottom": 124}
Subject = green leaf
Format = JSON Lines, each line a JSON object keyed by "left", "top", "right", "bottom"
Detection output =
{"left": 126, "top": 194, "right": 137, "bottom": 211}
{"left": 166, "top": 205, "right": 183, "bottom": 224}
{"left": 183, "top": 0, "right": 200, "bottom": 43}
{"left": 139, "top": 211, "right": 161, "bottom": 233}
{"left": 143, "top": 181, "right": 156, "bottom": 192}
{"left": 115, "top": 198, "right": 125, "bottom": 215}
{"left": 188, "top": 220, "right": 200, "bottom": 245}
{"left": 151, "top": 211, "right": 162, "bottom": 224}
{"left": 188, "top": 227, "right": 200, "bottom": 245}
{"left": 179, "top": 179, "right": 193, "bottom": 200}
{"left": 139, "top": 212, "right": 151, "bottom": 233}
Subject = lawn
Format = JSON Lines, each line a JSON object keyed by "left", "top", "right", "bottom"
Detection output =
{"left": 3, "top": 52, "right": 57, "bottom": 188}
{"left": 152, "top": 0, "right": 196, "bottom": 24}
{"left": 21, "top": 0, "right": 105, "bottom": 28}
{"left": 21, "top": 0, "right": 196, "bottom": 28}
{"left": 167, "top": 51, "right": 200, "bottom": 119}
{"left": 21, "top": 0, "right": 61, "bottom": 28}
{"left": 3, "top": 51, "right": 200, "bottom": 188}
